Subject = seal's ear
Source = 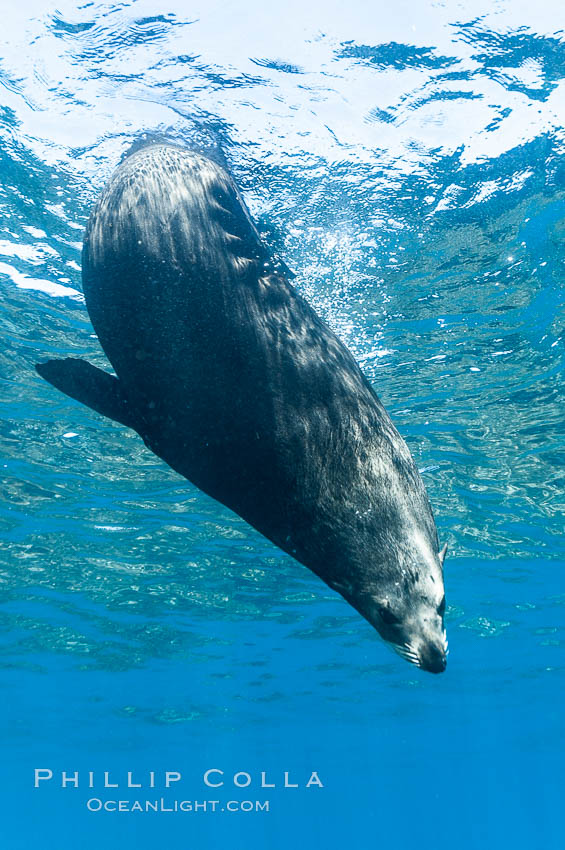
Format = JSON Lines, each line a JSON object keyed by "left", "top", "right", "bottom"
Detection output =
{"left": 36, "top": 358, "right": 136, "bottom": 430}
{"left": 439, "top": 543, "right": 448, "bottom": 567}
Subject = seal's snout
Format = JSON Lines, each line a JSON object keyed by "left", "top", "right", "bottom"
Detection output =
{"left": 419, "top": 643, "right": 447, "bottom": 674}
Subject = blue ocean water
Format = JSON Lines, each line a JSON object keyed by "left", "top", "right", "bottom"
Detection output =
{"left": 1, "top": 1, "right": 564, "bottom": 847}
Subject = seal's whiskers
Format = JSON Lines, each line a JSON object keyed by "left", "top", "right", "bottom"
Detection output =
{"left": 442, "top": 630, "right": 449, "bottom": 656}
{"left": 392, "top": 643, "right": 421, "bottom": 667}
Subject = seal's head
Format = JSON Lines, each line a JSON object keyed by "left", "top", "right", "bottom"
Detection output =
{"left": 347, "top": 541, "right": 448, "bottom": 674}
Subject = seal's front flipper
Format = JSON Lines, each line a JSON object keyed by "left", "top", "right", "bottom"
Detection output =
{"left": 35, "top": 358, "right": 136, "bottom": 430}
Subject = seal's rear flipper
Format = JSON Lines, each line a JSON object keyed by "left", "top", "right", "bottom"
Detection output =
{"left": 36, "top": 358, "right": 136, "bottom": 430}
{"left": 276, "top": 258, "right": 296, "bottom": 279}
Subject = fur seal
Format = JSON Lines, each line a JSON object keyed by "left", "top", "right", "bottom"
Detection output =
{"left": 36, "top": 144, "right": 448, "bottom": 673}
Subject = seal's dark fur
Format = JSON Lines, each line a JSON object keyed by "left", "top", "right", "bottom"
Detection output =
{"left": 37, "top": 144, "right": 448, "bottom": 672}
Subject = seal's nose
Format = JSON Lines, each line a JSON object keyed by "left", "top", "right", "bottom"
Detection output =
{"left": 419, "top": 643, "right": 447, "bottom": 674}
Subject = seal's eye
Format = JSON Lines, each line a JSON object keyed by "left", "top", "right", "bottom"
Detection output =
{"left": 378, "top": 605, "right": 400, "bottom": 625}
{"left": 437, "top": 596, "right": 446, "bottom": 617}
